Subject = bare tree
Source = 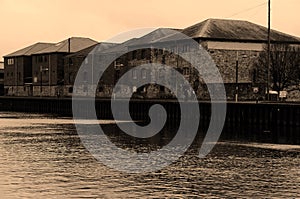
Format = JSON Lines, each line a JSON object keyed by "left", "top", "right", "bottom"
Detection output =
{"left": 255, "top": 43, "right": 300, "bottom": 93}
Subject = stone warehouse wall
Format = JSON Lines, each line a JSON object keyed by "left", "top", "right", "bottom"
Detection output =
{"left": 124, "top": 47, "right": 263, "bottom": 100}
{"left": 207, "top": 49, "right": 260, "bottom": 84}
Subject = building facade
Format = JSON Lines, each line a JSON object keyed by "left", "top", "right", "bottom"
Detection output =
{"left": 3, "top": 19, "right": 300, "bottom": 100}
{"left": 3, "top": 37, "right": 98, "bottom": 97}
{"left": 3, "top": 43, "right": 54, "bottom": 96}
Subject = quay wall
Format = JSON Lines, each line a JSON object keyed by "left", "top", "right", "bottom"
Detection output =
{"left": 0, "top": 97, "right": 299, "bottom": 145}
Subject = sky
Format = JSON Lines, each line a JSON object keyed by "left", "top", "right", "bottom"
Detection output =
{"left": 0, "top": 0, "right": 299, "bottom": 61}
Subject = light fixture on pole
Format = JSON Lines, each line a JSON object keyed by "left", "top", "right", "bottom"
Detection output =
{"left": 235, "top": 51, "right": 239, "bottom": 102}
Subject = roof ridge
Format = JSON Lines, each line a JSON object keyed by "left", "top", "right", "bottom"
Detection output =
{"left": 56, "top": 39, "right": 68, "bottom": 52}
{"left": 244, "top": 20, "right": 300, "bottom": 41}
{"left": 22, "top": 43, "right": 39, "bottom": 56}
{"left": 181, "top": 18, "right": 300, "bottom": 42}
{"left": 198, "top": 18, "right": 211, "bottom": 37}
{"left": 35, "top": 42, "right": 55, "bottom": 44}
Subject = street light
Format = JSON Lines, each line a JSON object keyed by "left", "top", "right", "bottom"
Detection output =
{"left": 235, "top": 52, "right": 248, "bottom": 102}
{"left": 40, "top": 66, "right": 49, "bottom": 96}
{"left": 235, "top": 52, "right": 239, "bottom": 102}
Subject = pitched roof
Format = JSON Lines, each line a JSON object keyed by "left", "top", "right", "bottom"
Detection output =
{"left": 4, "top": 42, "right": 54, "bottom": 57}
{"left": 101, "top": 38, "right": 138, "bottom": 54}
{"left": 100, "top": 28, "right": 183, "bottom": 53}
{"left": 128, "top": 28, "right": 182, "bottom": 47}
{"left": 65, "top": 42, "right": 117, "bottom": 58}
{"left": 182, "top": 18, "right": 300, "bottom": 43}
{"left": 33, "top": 37, "right": 98, "bottom": 54}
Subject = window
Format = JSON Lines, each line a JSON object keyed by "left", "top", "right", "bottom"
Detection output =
{"left": 68, "top": 72, "right": 72, "bottom": 83}
{"left": 252, "top": 69, "right": 257, "bottom": 83}
{"left": 160, "top": 86, "right": 164, "bottom": 92}
{"left": 171, "top": 69, "right": 177, "bottom": 78}
{"left": 170, "top": 46, "right": 176, "bottom": 54}
{"left": 162, "top": 54, "right": 166, "bottom": 64}
{"left": 68, "top": 87, "right": 73, "bottom": 93}
{"left": 8, "top": 58, "right": 14, "bottom": 65}
{"left": 38, "top": 55, "right": 48, "bottom": 62}
{"left": 154, "top": 49, "right": 159, "bottom": 57}
{"left": 132, "top": 51, "right": 137, "bottom": 59}
{"left": 141, "top": 69, "right": 147, "bottom": 79}
{"left": 114, "top": 70, "right": 120, "bottom": 82}
{"left": 182, "top": 44, "right": 190, "bottom": 53}
{"left": 69, "top": 58, "right": 73, "bottom": 65}
{"left": 183, "top": 67, "right": 190, "bottom": 76}
{"left": 132, "top": 69, "right": 137, "bottom": 79}
{"left": 159, "top": 68, "right": 164, "bottom": 78}
{"left": 98, "top": 86, "right": 104, "bottom": 92}
{"left": 141, "top": 49, "right": 146, "bottom": 59}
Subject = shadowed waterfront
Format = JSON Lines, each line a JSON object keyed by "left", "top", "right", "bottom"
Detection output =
{"left": 0, "top": 112, "right": 299, "bottom": 198}
{"left": 1, "top": 97, "right": 300, "bottom": 145}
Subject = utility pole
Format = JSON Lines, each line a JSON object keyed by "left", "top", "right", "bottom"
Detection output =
{"left": 267, "top": 0, "right": 271, "bottom": 100}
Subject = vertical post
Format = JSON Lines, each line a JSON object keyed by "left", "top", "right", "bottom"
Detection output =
{"left": 176, "top": 53, "right": 179, "bottom": 96}
{"left": 68, "top": 38, "right": 71, "bottom": 97}
{"left": 235, "top": 51, "right": 239, "bottom": 102}
{"left": 40, "top": 65, "right": 42, "bottom": 97}
{"left": 267, "top": 0, "right": 271, "bottom": 100}
{"left": 68, "top": 38, "right": 71, "bottom": 53}
{"left": 92, "top": 52, "right": 94, "bottom": 92}
{"left": 16, "top": 57, "right": 18, "bottom": 96}
{"left": 48, "top": 54, "right": 51, "bottom": 96}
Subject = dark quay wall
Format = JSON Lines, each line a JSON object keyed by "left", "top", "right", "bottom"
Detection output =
{"left": 0, "top": 96, "right": 299, "bottom": 145}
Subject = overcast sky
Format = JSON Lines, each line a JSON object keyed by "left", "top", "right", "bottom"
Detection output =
{"left": 1, "top": 0, "right": 299, "bottom": 60}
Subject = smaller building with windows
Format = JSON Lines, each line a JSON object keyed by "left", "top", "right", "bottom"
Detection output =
{"left": 3, "top": 42, "right": 54, "bottom": 96}
{"left": 3, "top": 37, "right": 98, "bottom": 97}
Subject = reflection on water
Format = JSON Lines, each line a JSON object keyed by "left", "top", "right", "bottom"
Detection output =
{"left": 0, "top": 112, "right": 299, "bottom": 198}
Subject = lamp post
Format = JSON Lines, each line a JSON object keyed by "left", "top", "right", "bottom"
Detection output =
{"left": 40, "top": 66, "right": 49, "bottom": 97}
{"left": 235, "top": 51, "right": 239, "bottom": 102}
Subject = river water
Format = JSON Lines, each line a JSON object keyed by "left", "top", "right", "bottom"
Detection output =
{"left": 0, "top": 112, "right": 299, "bottom": 198}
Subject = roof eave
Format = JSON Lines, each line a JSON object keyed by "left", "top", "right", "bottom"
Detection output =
{"left": 196, "top": 37, "right": 300, "bottom": 44}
